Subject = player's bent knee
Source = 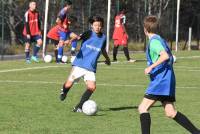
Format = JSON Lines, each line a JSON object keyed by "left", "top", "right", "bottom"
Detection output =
{"left": 138, "top": 104, "right": 148, "bottom": 114}
{"left": 87, "top": 86, "right": 96, "bottom": 92}
{"left": 165, "top": 110, "right": 176, "bottom": 118}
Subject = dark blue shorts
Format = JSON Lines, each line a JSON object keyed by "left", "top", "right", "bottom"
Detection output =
{"left": 59, "top": 31, "right": 71, "bottom": 41}
{"left": 24, "top": 35, "right": 42, "bottom": 44}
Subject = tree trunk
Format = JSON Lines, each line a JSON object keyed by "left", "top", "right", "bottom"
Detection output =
{"left": 8, "top": 0, "right": 16, "bottom": 45}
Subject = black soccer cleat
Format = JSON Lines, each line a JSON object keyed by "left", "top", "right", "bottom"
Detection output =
{"left": 60, "top": 89, "right": 67, "bottom": 101}
{"left": 72, "top": 107, "right": 82, "bottom": 113}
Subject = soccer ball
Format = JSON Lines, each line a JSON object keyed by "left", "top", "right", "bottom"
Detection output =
{"left": 70, "top": 56, "right": 76, "bottom": 63}
{"left": 82, "top": 100, "right": 98, "bottom": 116}
{"left": 173, "top": 55, "right": 176, "bottom": 63}
{"left": 44, "top": 55, "right": 52, "bottom": 63}
{"left": 62, "top": 55, "right": 68, "bottom": 63}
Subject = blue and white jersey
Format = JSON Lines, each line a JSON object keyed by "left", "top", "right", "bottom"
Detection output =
{"left": 72, "top": 31, "right": 106, "bottom": 72}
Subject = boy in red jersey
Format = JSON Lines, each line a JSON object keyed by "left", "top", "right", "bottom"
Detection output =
{"left": 112, "top": 9, "right": 135, "bottom": 63}
{"left": 23, "top": 1, "right": 42, "bottom": 63}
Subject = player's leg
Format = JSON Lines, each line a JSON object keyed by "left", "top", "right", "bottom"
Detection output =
{"left": 24, "top": 36, "right": 31, "bottom": 63}
{"left": 113, "top": 43, "right": 119, "bottom": 62}
{"left": 73, "top": 71, "right": 96, "bottom": 112}
{"left": 57, "top": 31, "right": 66, "bottom": 63}
{"left": 162, "top": 101, "right": 200, "bottom": 134}
{"left": 60, "top": 66, "right": 84, "bottom": 101}
{"left": 31, "top": 35, "right": 42, "bottom": 62}
{"left": 25, "top": 42, "right": 31, "bottom": 63}
{"left": 138, "top": 97, "right": 156, "bottom": 134}
{"left": 123, "top": 46, "right": 130, "bottom": 61}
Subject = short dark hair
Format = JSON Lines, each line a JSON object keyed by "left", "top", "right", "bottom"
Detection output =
{"left": 63, "top": 0, "right": 72, "bottom": 6}
{"left": 143, "top": 15, "right": 159, "bottom": 33}
{"left": 88, "top": 15, "right": 104, "bottom": 27}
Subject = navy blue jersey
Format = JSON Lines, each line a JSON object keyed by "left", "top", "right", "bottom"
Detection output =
{"left": 72, "top": 30, "right": 106, "bottom": 72}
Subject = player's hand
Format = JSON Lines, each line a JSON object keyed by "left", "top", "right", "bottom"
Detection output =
{"left": 105, "top": 59, "right": 111, "bottom": 66}
{"left": 27, "top": 34, "right": 31, "bottom": 39}
{"left": 145, "top": 66, "right": 153, "bottom": 75}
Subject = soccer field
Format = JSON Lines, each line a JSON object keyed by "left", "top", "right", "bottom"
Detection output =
{"left": 0, "top": 51, "right": 200, "bottom": 134}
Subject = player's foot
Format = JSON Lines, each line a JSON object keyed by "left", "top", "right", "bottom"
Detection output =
{"left": 71, "top": 50, "right": 76, "bottom": 56}
{"left": 72, "top": 107, "right": 82, "bottom": 113}
{"left": 128, "top": 59, "right": 136, "bottom": 63}
{"left": 31, "top": 56, "right": 39, "bottom": 63}
{"left": 60, "top": 89, "right": 67, "bottom": 101}
{"left": 26, "top": 59, "right": 31, "bottom": 64}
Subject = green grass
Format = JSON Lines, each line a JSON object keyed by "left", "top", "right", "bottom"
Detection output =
{"left": 0, "top": 51, "right": 200, "bottom": 134}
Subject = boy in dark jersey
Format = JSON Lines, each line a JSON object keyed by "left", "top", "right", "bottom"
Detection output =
{"left": 59, "top": 15, "right": 111, "bottom": 112}
{"left": 138, "top": 15, "right": 200, "bottom": 134}
{"left": 56, "top": 0, "right": 78, "bottom": 62}
{"left": 23, "top": 1, "right": 42, "bottom": 63}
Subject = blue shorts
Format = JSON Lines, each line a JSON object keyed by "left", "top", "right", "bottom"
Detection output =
{"left": 24, "top": 35, "right": 42, "bottom": 44}
{"left": 58, "top": 31, "right": 71, "bottom": 41}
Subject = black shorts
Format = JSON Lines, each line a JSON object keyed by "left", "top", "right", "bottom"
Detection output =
{"left": 144, "top": 94, "right": 176, "bottom": 103}
{"left": 47, "top": 38, "right": 59, "bottom": 46}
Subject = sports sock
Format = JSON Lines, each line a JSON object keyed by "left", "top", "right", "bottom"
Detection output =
{"left": 113, "top": 46, "right": 119, "bottom": 61}
{"left": 62, "top": 84, "right": 70, "bottom": 94}
{"left": 75, "top": 89, "right": 93, "bottom": 109}
{"left": 25, "top": 49, "right": 30, "bottom": 60}
{"left": 140, "top": 113, "right": 151, "bottom": 134}
{"left": 33, "top": 44, "right": 40, "bottom": 57}
{"left": 54, "top": 49, "right": 58, "bottom": 62}
{"left": 173, "top": 111, "right": 199, "bottom": 134}
{"left": 123, "top": 47, "right": 130, "bottom": 61}
{"left": 57, "top": 46, "right": 64, "bottom": 62}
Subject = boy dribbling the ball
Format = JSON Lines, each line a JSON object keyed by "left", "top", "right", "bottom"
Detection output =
{"left": 59, "top": 15, "right": 111, "bottom": 112}
{"left": 138, "top": 15, "right": 200, "bottom": 134}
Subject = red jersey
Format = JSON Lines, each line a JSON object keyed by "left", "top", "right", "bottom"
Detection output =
{"left": 47, "top": 25, "right": 66, "bottom": 41}
{"left": 23, "top": 10, "right": 41, "bottom": 36}
{"left": 112, "top": 13, "right": 128, "bottom": 45}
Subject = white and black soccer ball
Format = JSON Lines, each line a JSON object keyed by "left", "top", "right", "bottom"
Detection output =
{"left": 44, "top": 55, "right": 52, "bottom": 63}
{"left": 82, "top": 100, "right": 98, "bottom": 116}
{"left": 62, "top": 55, "right": 68, "bottom": 63}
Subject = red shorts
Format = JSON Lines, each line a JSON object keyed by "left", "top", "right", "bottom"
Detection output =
{"left": 113, "top": 34, "right": 128, "bottom": 46}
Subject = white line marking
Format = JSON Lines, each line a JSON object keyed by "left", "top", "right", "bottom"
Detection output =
{"left": 0, "top": 65, "right": 68, "bottom": 73}
{"left": 0, "top": 80, "right": 198, "bottom": 89}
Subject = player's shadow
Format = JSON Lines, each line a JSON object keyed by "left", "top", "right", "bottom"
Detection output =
{"left": 107, "top": 105, "right": 162, "bottom": 111}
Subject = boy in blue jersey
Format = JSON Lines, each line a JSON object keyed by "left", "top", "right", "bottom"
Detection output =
{"left": 59, "top": 15, "right": 111, "bottom": 112}
{"left": 56, "top": 0, "right": 78, "bottom": 62}
{"left": 138, "top": 15, "right": 200, "bottom": 134}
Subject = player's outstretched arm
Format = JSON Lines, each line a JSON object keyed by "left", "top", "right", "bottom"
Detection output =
{"left": 102, "top": 49, "right": 111, "bottom": 65}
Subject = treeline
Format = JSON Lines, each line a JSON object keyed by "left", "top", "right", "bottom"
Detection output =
{"left": 0, "top": 0, "right": 200, "bottom": 47}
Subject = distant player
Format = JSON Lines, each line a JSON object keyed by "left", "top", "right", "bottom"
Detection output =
{"left": 138, "top": 15, "right": 200, "bottom": 134}
{"left": 47, "top": 16, "right": 79, "bottom": 63}
{"left": 23, "top": 1, "right": 42, "bottom": 63}
{"left": 112, "top": 9, "right": 135, "bottom": 63}
{"left": 59, "top": 15, "right": 111, "bottom": 112}
{"left": 56, "top": 0, "right": 78, "bottom": 62}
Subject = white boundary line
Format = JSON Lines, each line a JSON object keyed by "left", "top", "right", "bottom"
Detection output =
{"left": 0, "top": 80, "right": 198, "bottom": 89}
